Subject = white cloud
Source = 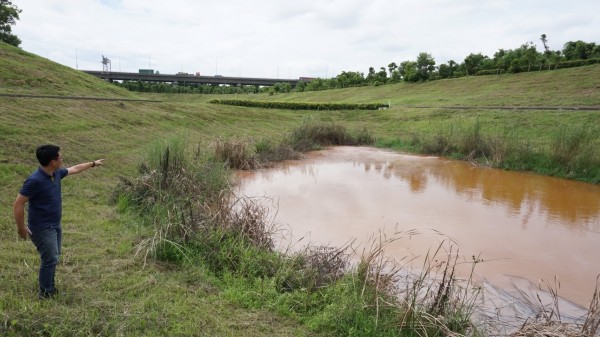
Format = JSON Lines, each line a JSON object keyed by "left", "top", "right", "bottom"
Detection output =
{"left": 12, "top": 0, "right": 600, "bottom": 78}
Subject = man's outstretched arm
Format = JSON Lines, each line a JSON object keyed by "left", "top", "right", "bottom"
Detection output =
{"left": 67, "top": 159, "right": 104, "bottom": 175}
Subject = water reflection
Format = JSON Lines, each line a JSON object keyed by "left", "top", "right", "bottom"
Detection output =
{"left": 368, "top": 153, "right": 600, "bottom": 233}
{"left": 236, "top": 146, "right": 600, "bottom": 306}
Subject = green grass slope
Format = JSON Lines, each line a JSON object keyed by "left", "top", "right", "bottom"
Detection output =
{"left": 0, "top": 42, "right": 316, "bottom": 336}
{"left": 239, "top": 64, "right": 600, "bottom": 107}
{"left": 0, "top": 42, "right": 137, "bottom": 97}
{"left": 1, "top": 41, "right": 599, "bottom": 335}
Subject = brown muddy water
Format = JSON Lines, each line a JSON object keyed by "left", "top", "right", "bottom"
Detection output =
{"left": 235, "top": 146, "right": 600, "bottom": 310}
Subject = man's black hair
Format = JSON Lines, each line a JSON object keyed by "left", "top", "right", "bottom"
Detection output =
{"left": 36, "top": 144, "right": 60, "bottom": 166}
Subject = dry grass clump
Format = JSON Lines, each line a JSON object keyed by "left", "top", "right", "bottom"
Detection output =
{"left": 290, "top": 122, "right": 351, "bottom": 151}
{"left": 583, "top": 280, "right": 600, "bottom": 336}
{"left": 397, "top": 245, "right": 481, "bottom": 335}
{"left": 289, "top": 117, "right": 375, "bottom": 152}
{"left": 355, "top": 231, "right": 405, "bottom": 297}
{"left": 509, "top": 276, "right": 600, "bottom": 337}
{"left": 210, "top": 121, "right": 376, "bottom": 169}
{"left": 277, "top": 243, "right": 351, "bottom": 292}
{"left": 113, "top": 137, "right": 272, "bottom": 266}
{"left": 510, "top": 321, "right": 589, "bottom": 337}
{"left": 220, "top": 196, "right": 278, "bottom": 251}
{"left": 301, "top": 245, "right": 349, "bottom": 285}
{"left": 254, "top": 139, "right": 302, "bottom": 165}
{"left": 212, "top": 137, "right": 260, "bottom": 170}
{"left": 349, "top": 230, "right": 482, "bottom": 336}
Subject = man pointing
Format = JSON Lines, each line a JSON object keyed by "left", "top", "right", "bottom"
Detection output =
{"left": 13, "top": 144, "right": 104, "bottom": 299}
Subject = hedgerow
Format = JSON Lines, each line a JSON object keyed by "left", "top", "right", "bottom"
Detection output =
{"left": 209, "top": 99, "right": 388, "bottom": 110}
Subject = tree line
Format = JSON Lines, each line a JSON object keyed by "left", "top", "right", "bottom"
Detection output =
{"left": 295, "top": 36, "right": 600, "bottom": 92}
{"left": 113, "top": 81, "right": 269, "bottom": 95}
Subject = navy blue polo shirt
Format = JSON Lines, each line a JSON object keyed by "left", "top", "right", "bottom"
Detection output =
{"left": 20, "top": 167, "right": 69, "bottom": 229}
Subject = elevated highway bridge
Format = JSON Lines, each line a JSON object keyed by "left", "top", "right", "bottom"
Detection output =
{"left": 82, "top": 71, "right": 300, "bottom": 87}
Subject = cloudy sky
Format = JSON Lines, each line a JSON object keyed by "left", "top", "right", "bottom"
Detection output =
{"left": 12, "top": 0, "right": 600, "bottom": 79}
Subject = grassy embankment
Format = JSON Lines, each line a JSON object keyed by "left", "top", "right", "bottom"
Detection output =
{"left": 204, "top": 67, "right": 600, "bottom": 182}
{"left": 1, "top": 41, "right": 600, "bottom": 336}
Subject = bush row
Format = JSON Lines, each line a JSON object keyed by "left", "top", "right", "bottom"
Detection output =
{"left": 475, "top": 58, "right": 600, "bottom": 76}
{"left": 555, "top": 58, "right": 600, "bottom": 69}
{"left": 476, "top": 69, "right": 506, "bottom": 76}
{"left": 209, "top": 99, "right": 388, "bottom": 110}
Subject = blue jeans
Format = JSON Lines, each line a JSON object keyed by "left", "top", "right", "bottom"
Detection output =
{"left": 29, "top": 226, "right": 62, "bottom": 296}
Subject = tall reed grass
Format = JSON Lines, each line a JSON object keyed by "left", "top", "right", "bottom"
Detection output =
{"left": 212, "top": 137, "right": 260, "bottom": 170}
{"left": 209, "top": 118, "right": 376, "bottom": 169}
{"left": 407, "top": 119, "right": 600, "bottom": 183}
{"left": 551, "top": 124, "right": 600, "bottom": 176}
{"left": 289, "top": 116, "right": 375, "bottom": 152}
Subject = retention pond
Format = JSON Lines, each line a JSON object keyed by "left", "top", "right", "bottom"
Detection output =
{"left": 236, "top": 146, "right": 600, "bottom": 311}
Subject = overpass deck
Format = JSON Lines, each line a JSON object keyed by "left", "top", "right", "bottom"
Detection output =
{"left": 83, "top": 71, "right": 299, "bottom": 87}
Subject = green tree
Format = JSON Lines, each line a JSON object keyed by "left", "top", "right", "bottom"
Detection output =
{"left": 551, "top": 51, "right": 562, "bottom": 69}
{"left": 335, "top": 71, "right": 365, "bottom": 88}
{"left": 376, "top": 67, "right": 388, "bottom": 83}
{"left": 439, "top": 61, "right": 458, "bottom": 79}
{"left": 0, "top": 0, "right": 22, "bottom": 46}
{"left": 305, "top": 78, "right": 327, "bottom": 91}
{"left": 389, "top": 70, "right": 402, "bottom": 83}
{"left": 463, "top": 53, "right": 488, "bottom": 75}
{"left": 492, "top": 49, "right": 510, "bottom": 73}
{"left": 448, "top": 60, "right": 458, "bottom": 76}
{"left": 295, "top": 80, "right": 307, "bottom": 92}
{"left": 522, "top": 42, "right": 538, "bottom": 71}
{"left": 387, "top": 62, "right": 398, "bottom": 77}
{"left": 273, "top": 82, "right": 291, "bottom": 93}
{"left": 539, "top": 35, "right": 550, "bottom": 71}
{"left": 562, "top": 40, "right": 599, "bottom": 60}
{"left": 399, "top": 61, "right": 418, "bottom": 82}
{"left": 540, "top": 34, "right": 550, "bottom": 55}
{"left": 415, "top": 52, "right": 436, "bottom": 81}
{"left": 366, "top": 66, "right": 377, "bottom": 84}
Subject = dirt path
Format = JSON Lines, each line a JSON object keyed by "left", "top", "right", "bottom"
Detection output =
{"left": 406, "top": 105, "right": 600, "bottom": 111}
{"left": 0, "top": 93, "right": 162, "bottom": 102}
{"left": 2, "top": 93, "right": 599, "bottom": 110}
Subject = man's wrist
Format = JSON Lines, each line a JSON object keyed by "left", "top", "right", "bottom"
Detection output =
{"left": 91, "top": 161, "right": 96, "bottom": 167}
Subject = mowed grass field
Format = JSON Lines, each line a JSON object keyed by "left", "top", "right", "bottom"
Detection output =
{"left": 1, "top": 41, "right": 599, "bottom": 336}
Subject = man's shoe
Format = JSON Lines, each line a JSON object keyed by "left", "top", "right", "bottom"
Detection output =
{"left": 39, "top": 288, "right": 59, "bottom": 300}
